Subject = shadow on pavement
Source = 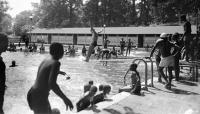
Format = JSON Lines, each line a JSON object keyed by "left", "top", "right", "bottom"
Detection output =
{"left": 171, "top": 88, "right": 200, "bottom": 95}
{"left": 124, "top": 106, "right": 141, "bottom": 114}
{"left": 103, "top": 108, "right": 121, "bottom": 114}
{"left": 177, "top": 80, "right": 198, "bottom": 86}
{"left": 102, "top": 106, "right": 141, "bottom": 114}
{"left": 150, "top": 87, "right": 174, "bottom": 93}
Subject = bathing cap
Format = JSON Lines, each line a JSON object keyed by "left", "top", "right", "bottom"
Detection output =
{"left": 160, "top": 33, "right": 168, "bottom": 39}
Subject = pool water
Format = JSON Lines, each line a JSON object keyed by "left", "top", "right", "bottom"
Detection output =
{"left": 2, "top": 50, "right": 156, "bottom": 114}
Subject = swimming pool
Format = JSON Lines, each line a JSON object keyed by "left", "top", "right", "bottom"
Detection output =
{"left": 2, "top": 50, "right": 156, "bottom": 114}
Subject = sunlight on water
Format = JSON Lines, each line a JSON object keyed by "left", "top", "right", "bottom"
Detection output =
{"left": 2, "top": 50, "right": 155, "bottom": 114}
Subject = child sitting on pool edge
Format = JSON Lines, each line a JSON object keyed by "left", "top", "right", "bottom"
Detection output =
{"left": 76, "top": 86, "right": 97, "bottom": 112}
{"left": 124, "top": 63, "right": 141, "bottom": 95}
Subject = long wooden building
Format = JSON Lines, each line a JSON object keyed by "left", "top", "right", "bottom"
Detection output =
{"left": 29, "top": 26, "right": 197, "bottom": 47}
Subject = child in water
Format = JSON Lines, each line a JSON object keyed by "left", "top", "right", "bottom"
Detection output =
{"left": 93, "top": 85, "right": 111, "bottom": 104}
{"left": 83, "top": 80, "right": 94, "bottom": 93}
{"left": 76, "top": 86, "right": 97, "bottom": 112}
{"left": 27, "top": 43, "right": 73, "bottom": 114}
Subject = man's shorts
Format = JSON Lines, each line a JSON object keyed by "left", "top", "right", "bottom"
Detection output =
{"left": 27, "top": 87, "right": 51, "bottom": 113}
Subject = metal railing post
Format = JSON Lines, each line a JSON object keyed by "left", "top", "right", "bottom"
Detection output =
{"left": 132, "top": 59, "right": 148, "bottom": 91}
{"left": 144, "top": 57, "right": 154, "bottom": 87}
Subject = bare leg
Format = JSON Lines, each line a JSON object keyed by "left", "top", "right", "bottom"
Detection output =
{"left": 166, "top": 67, "right": 173, "bottom": 89}
{"left": 174, "top": 57, "right": 180, "bottom": 81}
{"left": 155, "top": 56, "right": 162, "bottom": 82}
{"left": 158, "top": 67, "right": 168, "bottom": 83}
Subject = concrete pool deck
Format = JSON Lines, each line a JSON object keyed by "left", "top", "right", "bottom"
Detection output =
{"left": 78, "top": 78, "right": 200, "bottom": 114}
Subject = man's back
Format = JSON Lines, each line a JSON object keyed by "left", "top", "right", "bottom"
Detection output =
{"left": 159, "top": 41, "right": 174, "bottom": 58}
{"left": 33, "top": 58, "right": 59, "bottom": 93}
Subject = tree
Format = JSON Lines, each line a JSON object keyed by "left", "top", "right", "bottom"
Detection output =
{"left": 136, "top": 0, "right": 152, "bottom": 26}
{"left": 0, "top": 14, "right": 12, "bottom": 34}
{"left": 150, "top": 0, "right": 200, "bottom": 25}
{"left": 37, "top": 0, "right": 83, "bottom": 28}
{"left": 0, "top": 0, "right": 9, "bottom": 32}
{"left": 13, "top": 11, "right": 33, "bottom": 36}
{"left": 83, "top": 0, "right": 137, "bottom": 27}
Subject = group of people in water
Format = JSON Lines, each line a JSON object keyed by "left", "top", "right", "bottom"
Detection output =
{"left": 7, "top": 41, "right": 46, "bottom": 53}
{"left": 77, "top": 80, "right": 111, "bottom": 112}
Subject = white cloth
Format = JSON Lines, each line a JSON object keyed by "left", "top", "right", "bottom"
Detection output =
{"left": 159, "top": 55, "right": 175, "bottom": 67}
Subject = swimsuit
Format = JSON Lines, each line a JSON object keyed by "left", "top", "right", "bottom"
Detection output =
{"left": 27, "top": 87, "right": 51, "bottom": 113}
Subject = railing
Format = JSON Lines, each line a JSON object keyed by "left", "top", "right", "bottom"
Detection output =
{"left": 179, "top": 60, "right": 200, "bottom": 82}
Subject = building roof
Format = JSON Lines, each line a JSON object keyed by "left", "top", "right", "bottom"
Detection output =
{"left": 30, "top": 26, "right": 197, "bottom": 35}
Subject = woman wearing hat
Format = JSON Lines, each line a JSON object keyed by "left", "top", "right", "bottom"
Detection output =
{"left": 150, "top": 33, "right": 180, "bottom": 89}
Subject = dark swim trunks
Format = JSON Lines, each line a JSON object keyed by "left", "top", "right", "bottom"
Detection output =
{"left": 27, "top": 87, "right": 51, "bottom": 113}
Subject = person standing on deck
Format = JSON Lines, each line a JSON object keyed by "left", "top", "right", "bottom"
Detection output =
{"left": 0, "top": 33, "right": 8, "bottom": 114}
{"left": 120, "top": 38, "right": 126, "bottom": 55}
{"left": 180, "top": 15, "right": 192, "bottom": 61}
{"left": 126, "top": 38, "right": 133, "bottom": 56}
{"left": 172, "top": 32, "right": 182, "bottom": 81}
{"left": 150, "top": 33, "right": 180, "bottom": 89}
{"left": 152, "top": 39, "right": 162, "bottom": 83}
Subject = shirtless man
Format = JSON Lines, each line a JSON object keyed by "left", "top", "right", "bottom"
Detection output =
{"left": 181, "top": 15, "right": 192, "bottom": 61}
{"left": 27, "top": 43, "right": 73, "bottom": 114}
{"left": 150, "top": 33, "right": 180, "bottom": 89}
{"left": 126, "top": 39, "right": 133, "bottom": 56}
{"left": 85, "top": 26, "right": 103, "bottom": 62}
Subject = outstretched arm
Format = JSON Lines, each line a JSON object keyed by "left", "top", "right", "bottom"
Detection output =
{"left": 123, "top": 69, "right": 130, "bottom": 85}
{"left": 150, "top": 44, "right": 157, "bottom": 58}
{"left": 172, "top": 44, "right": 180, "bottom": 57}
{"left": 97, "top": 28, "right": 104, "bottom": 34}
{"left": 49, "top": 62, "right": 74, "bottom": 110}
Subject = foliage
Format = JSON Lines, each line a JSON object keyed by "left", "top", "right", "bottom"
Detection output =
{"left": 0, "top": 14, "right": 12, "bottom": 34}
{"left": 13, "top": 11, "right": 33, "bottom": 36}
{"left": 0, "top": 0, "right": 9, "bottom": 31}
{"left": 36, "top": 0, "right": 83, "bottom": 28}
{"left": 11, "top": 0, "right": 200, "bottom": 30}
{"left": 83, "top": 0, "right": 137, "bottom": 27}
{"left": 151, "top": 0, "right": 200, "bottom": 25}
